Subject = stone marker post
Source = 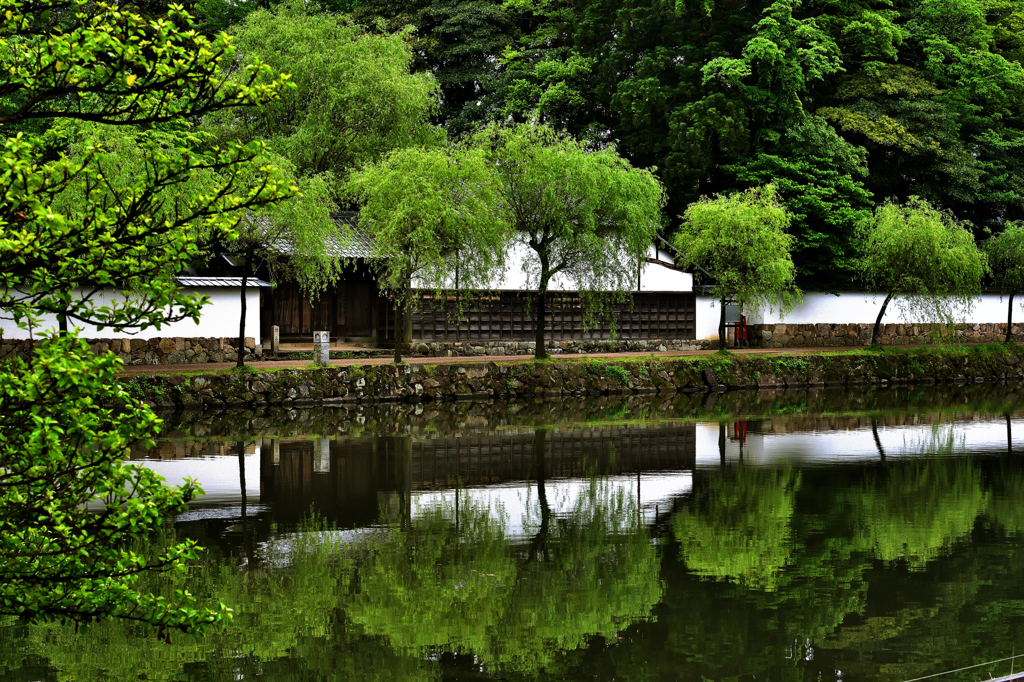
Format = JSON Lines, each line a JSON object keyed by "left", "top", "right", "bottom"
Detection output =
{"left": 271, "top": 325, "right": 280, "bottom": 353}
{"left": 313, "top": 330, "right": 330, "bottom": 367}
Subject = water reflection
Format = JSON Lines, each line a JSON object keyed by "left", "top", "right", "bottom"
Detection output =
{"left": 3, "top": 385, "right": 1024, "bottom": 681}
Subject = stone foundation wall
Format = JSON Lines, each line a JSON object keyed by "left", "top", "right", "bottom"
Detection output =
{"left": 1, "top": 335, "right": 710, "bottom": 365}
{"left": 124, "top": 345, "right": 1024, "bottom": 409}
{"left": 406, "top": 338, "right": 710, "bottom": 357}
{"left": 749, "top": 322, "right": 1019, "bottom": 348}
{"left": 0, "top": 336, "right": 261, "bottom": 365}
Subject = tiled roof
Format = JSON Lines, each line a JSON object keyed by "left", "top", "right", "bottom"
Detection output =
{"left": 176, "top": 277, "right": 271, "bottom": 288}
{"left": 329, "top": 212, "right": 376, "bottom": 258}
{"left": 272, "top": 212, "right": 377, "bottom": 260}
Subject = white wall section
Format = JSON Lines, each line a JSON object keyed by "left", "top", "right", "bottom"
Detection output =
{"left": 0, "top": 286, "right": 261, "bottom": 340}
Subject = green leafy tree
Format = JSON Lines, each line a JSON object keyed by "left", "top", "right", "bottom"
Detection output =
{"left": 984, "top": 223, "right": 1024, "bottom": 342}
{"left": 225, "top": 164, "right": 340, "bottom": 368}
{"left": 203, "top": 0, "right": 447, "bottom": 347}
{"left": 207, "top": 0, "right": 442, "bottom": 190}
{"left": 343, "top": 0, "right": 519, "bottom": 133}
{"left": 0, "top": 0, "right": 290, "bottom": 631}
{"left": 0, "top": 339, "right": 229, "bottom": 632}
{"left": 672, "top": 185, "right": 799, "bottom": 350}
{"left": 858, "top": 197, "right": 988, "bottom": 345}
{"left": 346, "top": 144, "right": 510, "bottom": 363}
{"left": 479, "top": 123, "right": 665, "bottom": 359}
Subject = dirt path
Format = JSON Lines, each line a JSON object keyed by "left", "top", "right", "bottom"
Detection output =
{"left": 118, "top": 346, "right": 824, "bottom": 375}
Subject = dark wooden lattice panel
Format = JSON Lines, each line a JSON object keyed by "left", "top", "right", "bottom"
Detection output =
{"left": 409, "top": 291, "right": 696, "bottom": 342}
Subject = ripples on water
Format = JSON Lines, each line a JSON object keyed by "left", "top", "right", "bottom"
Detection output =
{"left": 2, "top": 384, "right": 1024, "bottom": 681}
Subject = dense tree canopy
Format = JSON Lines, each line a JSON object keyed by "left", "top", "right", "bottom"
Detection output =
{"left": 205, "top": 0, "right": 442, "bottom": 193}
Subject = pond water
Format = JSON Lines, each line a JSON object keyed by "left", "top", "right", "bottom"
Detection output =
{"left": 3, "top": 384, "right": 1024, "bottom": 681}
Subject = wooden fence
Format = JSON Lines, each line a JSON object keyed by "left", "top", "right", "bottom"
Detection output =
{"left": 404, "top": 290, "right": 696, "bottom": 343}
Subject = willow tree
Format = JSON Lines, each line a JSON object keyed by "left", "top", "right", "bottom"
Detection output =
{"left": 859, "top": 198, "right": 988, "bottom": 346}
{"left": 227, "top": 161, "right": 340, "bottom": 368}
{"left": 984, "top": 223, "right": 1024, "bottom": 343}
{"left": 347, "top": 144, "right": 510, "bottom": 363}
{"left": 205, "top": 0, "right": 445, "bottom": 363}
{"left": 479, "top": 123, "right": 665, "bottom": 359}
{"left": 672, "top": 185, "right": 799, "bottom": 350}
{"left": 207, "top": 0, "right": 441, "bottom": 189}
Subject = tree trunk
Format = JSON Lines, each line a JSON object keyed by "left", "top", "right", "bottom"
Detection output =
{"left": 237, "top": 246, "right": 254, "bottom": 369}
{"left": 718, "top": 421, "right": 726, "bottom": 465}
{"left": 718, "top": 296, "right": 727, "bottom": 351}
{"left": 393, "top": 298, "right": 403, "bottom": 364}
{"left": 534, "top": 288, "right": 548, "bottom": 359}
{"left": 531, "top": 428, "right": 550, "bottom": 561}
{"left": 58, "top": 310, "right": 68, "bottom": 336}
{"left": 1007, "top": 413, "right": 1013, "bottom": 457}
{"left": 872, "top": 418, "right": 886, "bottom": 462}
{"left": 871, "top": 292, "right": 894, "bottom": 347}
{"left": 1008, "top": 292, "right": 1016, "bottom": 343}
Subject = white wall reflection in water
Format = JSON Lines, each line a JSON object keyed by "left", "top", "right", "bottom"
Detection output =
{"left": 407, "top": 472, "right": 693, "bottom": 537}
{"left": 695, "top": 418, "right": 1023, "bottom": 468}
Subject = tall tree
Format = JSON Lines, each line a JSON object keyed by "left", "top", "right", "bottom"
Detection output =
{"left": 225, "top": 163, "right": 340, "bottom": 368}
{"left": 206, "top": 0, "right": 442, "bottom": 190}
{"left": 672, "top": 185, "right": 799, "bottom": 350}
{"left": 346, "top": 144, "right": 510, "bottom": 363}
{"left": 0, "top": 0, "right": 290, "bottom": 631}
{"left": 858, "top": 198, "right": 988, "bottom": 345}
{"left": 479, "top": 123, "right": 665, "bottom": 359}
{"left": 983, "top": 223, "right": 1024, "bottom": 342}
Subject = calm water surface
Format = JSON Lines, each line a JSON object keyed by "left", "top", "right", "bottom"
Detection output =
{"left": 3, "top": 385, "right": 1024, "bottom": 681}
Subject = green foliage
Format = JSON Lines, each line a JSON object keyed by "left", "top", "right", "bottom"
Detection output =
{"left": 673, "top": 467, "right": 801, "bottom": 591}
{"left": 603, "top": 364, "right": 631, "bottom": 385}
{"left": 0, "top": 0, "right": 291, "bottom": 333}
{"left": 858, "top": 197, "right": 989, "bottom": 325}
{"left": 347, "top": 481, "right": 661, "bottom": 673}
{"left": 985, "top": 223, "right": 1024, "bottom": 296}
{"left": 0, "top": 0, "right": 289, "bottom": 634}
{"left": 674, "top": 185, "right": 800, "bottom": 317}
{"left": 0, "top": 338, "right": 228, "bottom": 633}
{"left": 479, "top": 123, "right": 665, "bottom": 357}
{"left": 347, "top": 143, "right": 510, "bottom": 313}
{"left": 848, "top": 457, "right": 989, "bottom": 568}
{"left": 210, "top": 0, "right": 442, "bottom": 191}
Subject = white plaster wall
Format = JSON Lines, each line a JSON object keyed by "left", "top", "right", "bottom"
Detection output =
{"left": 0, "top": 287, "right": 261, "bottom": 340}
{"left": 413, "top": 244, "right": 693, "bottom": 293}
{"left": 746, "top": 292, "right": 1020, "bottom": 326}
{"left": 696, "top": 295, "right": 721, "bottom": 341}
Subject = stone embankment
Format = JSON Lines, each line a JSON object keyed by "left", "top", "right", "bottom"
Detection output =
{"left": 750, "top": 322, "right": 1017, "bottom": 348}
{"left": 122, "top": 346, "right": 1024, "bottom": 409}
{"left": 1, "top": 336, "right": 262, "bottom": 365}
{"left": 406, "top": 338, "right": 708, "bottom": 357}
{"left": 2, "top": 336, "right": 707, "bottom": 365}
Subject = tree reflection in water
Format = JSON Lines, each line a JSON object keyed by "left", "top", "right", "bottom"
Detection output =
{"left": 2, "top": 401, "right": 1024, "bottom": 682}
{"left": 347, "top": 428, "right": 663, "bottom": 674}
